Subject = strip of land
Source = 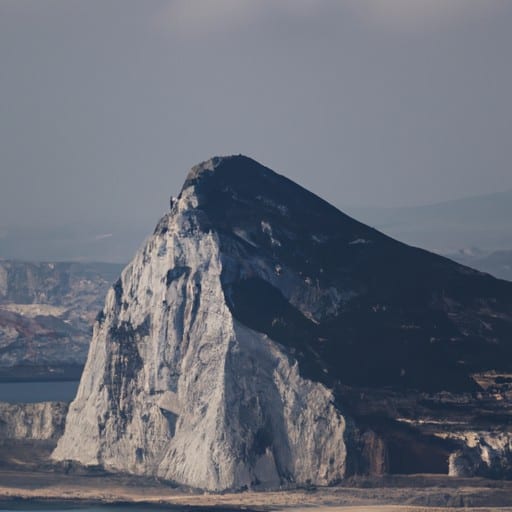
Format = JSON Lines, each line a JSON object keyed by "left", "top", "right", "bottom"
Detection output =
{"left": 1, "top": 443, "right": 512, "bottom": 511}
{"left": 2, "top": 468, "right": 512, "bottom": 511}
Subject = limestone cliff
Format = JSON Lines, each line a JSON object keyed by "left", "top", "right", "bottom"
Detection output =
{"left": 53, "top": 156, "right": 512, "bottom": 489}
{"left": 0, "top": 401, "right": 67, "bottom": 441}
{"left": 53, "top": 158, "right": 346, "bottom": 490}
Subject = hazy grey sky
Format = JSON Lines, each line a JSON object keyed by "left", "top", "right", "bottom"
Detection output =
{"left": 1, "top": 0, "right": 512, "bottom": 234}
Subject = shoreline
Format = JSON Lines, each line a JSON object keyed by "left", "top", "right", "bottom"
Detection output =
{"left": 0, "top": 366, "right": 83, "bottom": 383}
{"left": 3, "top": 497, "right": 512, "bottom": 512}
{"left": 2, "top": 476, "right": 512, "bottom": 512}
{"left": 2, "top": 449, "right": 512, "bottom": 512}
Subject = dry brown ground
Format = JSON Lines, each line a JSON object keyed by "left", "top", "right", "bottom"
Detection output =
{"left": 1, "top": 443, "right": 512, "bottom": 511}
{"left": 1, "top": 471, "right": 512, "bottom": 511}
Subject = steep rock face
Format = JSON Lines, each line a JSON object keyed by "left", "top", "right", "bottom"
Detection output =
{"left": 53, "top": 165, "right": 346, "bottom": 490}
{"left": 53, "top": 156, "right": 512, "bottom": 488}
{"left": 449, "top": 432, "right": 512, "bottom": 478}
{"left": 0, "top": 401, "right": 67, "bottom": 441}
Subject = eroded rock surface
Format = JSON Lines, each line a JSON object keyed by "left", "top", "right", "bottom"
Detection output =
{"left": 53, "top": 156, "right": 512, "bottom": 489}
{"left": 0, "top": 401, "right": 67, "bottom": 441}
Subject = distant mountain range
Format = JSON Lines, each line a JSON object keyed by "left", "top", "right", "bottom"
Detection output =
{"left": 344, "top": 189, "right": 512, "bottom": 251}
{"left": 0, "top": 223, "right": 148, "bottom": 264}
{"left": 344, "top": 190, "right": 512, "bottom": 281}
{"left": 1, "top": 190, "right": 511, "bottom": 281}
{"left": 0, "top": 260, "right": 123, "bottom": 379}
{"left": 448, "top": 249, "right": 512, "bottom": 282}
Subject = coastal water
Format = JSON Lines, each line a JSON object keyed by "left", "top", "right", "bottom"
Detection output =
{"left": 0, "top": 381, "right": 79, "bottom": 403}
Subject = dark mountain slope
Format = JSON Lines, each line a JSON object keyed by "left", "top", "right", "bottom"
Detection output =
{"left": 186, "top": 156, "right": 512, "bottom": 393}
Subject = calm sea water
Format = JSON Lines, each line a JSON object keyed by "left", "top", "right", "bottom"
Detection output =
{"left": 0, "top": 381, "right": 79, "bottom": 403}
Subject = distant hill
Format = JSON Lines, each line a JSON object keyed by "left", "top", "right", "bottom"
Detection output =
{"left": 449, "top": 249, "right": 512, "bottom": 282}
{"left": 0, "top": 260, "right": 123, "bottom": 379}
{"left": 3, "top": 190, "right": 511, "bottom": 268}
{"left": 344, "top": 189, "right": 512, "bottom": 255}
{"left": 0, "top": 223, "right": 148, "bottom": 263}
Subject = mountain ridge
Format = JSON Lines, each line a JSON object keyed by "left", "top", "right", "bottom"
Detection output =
{"left": 345, "top": 189, "right": 512, "bottom": 254}
{"left": 53, "top": 156, "right": 512, "bottom": 490}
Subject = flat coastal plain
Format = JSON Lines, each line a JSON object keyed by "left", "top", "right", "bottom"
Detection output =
{"left": 2, "top": 469, "right": 512, "bottom": 511}
{"left": 1, "top": 443, "right": 512, "bottom": 511}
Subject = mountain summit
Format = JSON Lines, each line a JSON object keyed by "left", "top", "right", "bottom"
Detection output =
{"left": 54, "top": 156, "right": 512, "bottom": 489}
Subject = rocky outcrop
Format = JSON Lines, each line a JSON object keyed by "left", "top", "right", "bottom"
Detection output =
{"left": 0, "top": 401, "right": 67, "bottom": 441}
{"left": 53, "top": 156, "right": 512, "bottom": 489}
{"left": 449, "top": 432, "right": 512, "bottom": 479}
{"left": 0, "top": 261, "right": 122, "bottom": 369}
{"left": 53, "top": 161, "right": 347, "bottom": 490}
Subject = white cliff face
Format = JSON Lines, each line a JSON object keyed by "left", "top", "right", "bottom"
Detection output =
{"left": 52, "top": 163, "right": 347, "bottom": 491}
{"left": 0, "top": 401, "right": 67, "bottom": 441}
{"left": 50, "top": 155, "right": 512, "bottom": 484}
{"left": 448, "top": 431, "right": 512, "bottom": 478}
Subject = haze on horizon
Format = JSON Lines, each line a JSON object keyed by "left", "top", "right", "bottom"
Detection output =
{"left": 1, "top": 0, "right": 512, "bottom": 261}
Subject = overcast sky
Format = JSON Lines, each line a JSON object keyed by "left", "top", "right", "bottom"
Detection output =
{"left": 1, "top": 0, "right": 512, "bottom": 234}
